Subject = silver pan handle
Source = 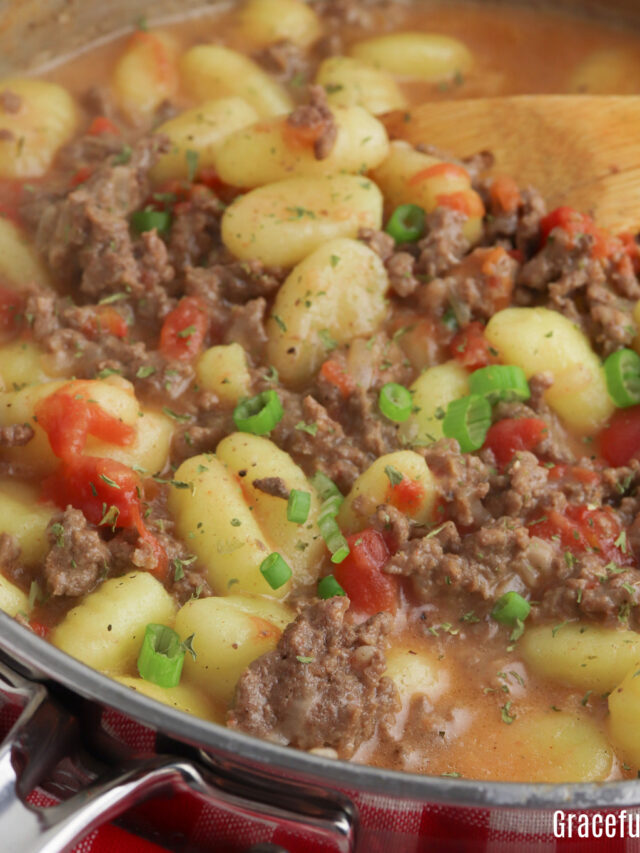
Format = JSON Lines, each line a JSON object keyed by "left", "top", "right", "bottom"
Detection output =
{"left": 0, "top": 661, "right": 356, "bottom": 853}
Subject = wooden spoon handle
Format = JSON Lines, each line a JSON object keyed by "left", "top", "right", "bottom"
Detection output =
{"left": 383, "top": 95, "right": 640, "bottom": 234}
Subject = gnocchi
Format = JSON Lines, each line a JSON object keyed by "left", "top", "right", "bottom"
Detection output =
{"left": 151, "top": 97, "right": 258, "bottom": 184}
{"left": 196, "top": 343, "right": 252, "bottom": 407}
{"left": 115, "top": 676, "right": 225, "bottom": 723}
{"left": 0, "top": 574, "right": 29, "bottom": 618}
{"left": 234, "top": 0, "right": 322, "bottom": 49}
{"left": 608, "top": 662, "right": 640, "bottom": 766}
{"left": 266, "top": 238, "right": 388, "bottom": 385}
{"left": 51, "top": 572, "right": 176, "bottom": 674}
{"left": 316, "top": 56, "right": 407, "bottom": 115}
{"left": 350, "top": 33, "right": 473, "bottom": 82}
{"left": 521, "top": 622, "right": 640, "bottom": 693}
{"left": 0, "top": 218, "right": 52, "bottom": 289}
{"left": 111, "top": 31, "right": 180, "bottom": 122}
{"left": 0, "top": 480, "right": 55, "bottom": 566}
{"left": 372, "top": 141, "right": 484, "bottom": 243}
{"left": 221, "top": 174, "right": 383, "bottom": 267}
{"left": 175, "top": 594, "right": 292, "bottom": 702}
{"left": 215, "top": 106, "right": 389, "bottom": 188}
{"left": 485, "top": 307, "right": 614, "bottom": 434}
{"left": 0, "top": 377, "right": 174, "bottom": 475}
{"left": 338, "top": 451, "right": 436, "bottom": 534}
{"left": 399, "top": 361, "right": 470, "bottom": 446}
{"left": 181, "top": 45, "right": 293, "bottom": 117}
{"left": 0, "top": 79, "right": 77, "bottom": 179}
{"left": 168, "top": 436, "right": 324, "bottom": 596}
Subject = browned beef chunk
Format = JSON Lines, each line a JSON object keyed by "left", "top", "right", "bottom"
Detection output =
{"left": 286, "top": 85, "right": 337, "bottom": 160}
{"left": 34, "top": 136, "right": 171, "bottom": 301}
{"left": 44, "top": 508, "right": 110, "bottom": 597}
{"left": 0, "top": 423, "right": 34, "bottom": 447}
{"left": 228, "top": 597, "right": 399, "bottom": 756}
{"left": 254, "top": 40, "right": 309, "bottom": 84}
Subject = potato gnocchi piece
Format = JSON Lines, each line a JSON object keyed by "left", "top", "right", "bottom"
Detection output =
{"left": 196, "top": 343, "right": 252, "bottom": 407}
{"left": 372, "top": 141, "right": 484, "bottom": 243}
{"left": 235, "top": 0, "right": 322, "bottom": 48}
{"left": 175, "top": 594, "right": 291, "bottom": 702}
{"left": 385, "top": 645, "right": 448, "bottom": 702}
{"left": 497, "top": 711, "right": 613, "bottom": 783}
{"left": 111, "top": 31, "right": 179, "bottom": 122}
{"left": 115, "top": 676, "right": 225, "bottom": 723}
{"left": 608, "top": 662, "right": 640, "bottom": 766}
{"left": 51, "top": 572, "right": 176, "bottom": 674}
{"left": 221, "top": 174, "right": 383, "bottom": 267}
{"left": 0, "top": 339, "right": 54, "bottom": 392}
{"left": 215, "top": 105, "right": 389, "bottom": 188}
{"left": 0, "top": 480, "right": 55, "bottom": 566}
{"left": 0, "top": 573, "right": 28, "bottom": 617}
{"left": 0, "top": 79, "right": 78, "bottom": 179}
{"left": 181, "top": 45, "right": 293, "bottom": 118}
{"left": 338, "top": 451, "right": 436, "bottom": 534}
{"left": 0, "top": 218, "right": 52, "bottom": 289}
{"left": 485, "top": 307, "right": 614, "bottom": 434}
{"left": 350, "top": 32, "right": 473, "bottom": 82}
{"left": 151, "top": 97, "right": 258, "bottom": 184}
{"left": 521, "top": 622, "right": 640, "bottom": 693}
{"left": 568, "top": 48, "right": 640, "bottom": 94}
{"left": 266, "top": 237, "right": 388, "bottom": 385}
{"left": 215, "top": 433, "right": 325, "bottom": 586}
{"left": 169, "top": 436, "right": 324, "bottom": 595}
{"left": 0, "top": 377, "right": 174, "bottom": 475}
{"left": 398, "top": 361, "right": 469, "bottom": 447}
{"left": 316, "top": 56, "right": 407, "bottom": 115}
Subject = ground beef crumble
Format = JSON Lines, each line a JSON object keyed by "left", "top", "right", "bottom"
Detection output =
{"left": 228, "top": 597, "right": 399, "bottom": 756}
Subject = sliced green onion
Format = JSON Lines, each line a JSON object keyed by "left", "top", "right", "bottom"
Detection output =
{"left": 137, "top": 624, "right": 185, "bottom": 688}
{"left": 287, "top": 489, "right": 310, "bottom": 524}
{"left": 318, "top": 493, "right": 343, "bottom": 520}
{"left": 491, "top": 591, "right": 531, "bottom": 625}
{"left": 131, "top": 209, "right": 172, "bottom": 235}
{"left": 442, "top": 394, "right": 492, "bottom": 453}
{"left": 317, "top": 574, "right": 346, "bottom": 599}
{"left": 468, "top": 365, "right": 531, "bottom": 405}
{"left": 311, "top": 471, "right": 341, "bottom": 502}
{"left": 233, "top": 390, "right": 283, "bottom": 435}
{"left": 379, "top": 382, "right": 413, "bottom": 422}
{"left": 318, "top": 513, "right": 350, "bottom": 564}
{"left": 604, "top": 348, "right": 640, "bottom": 408}
{"left": 259, "top": 552, "right": 292, "bottom": 589}
{"left": 385, "top": 203, "right": 425, "bottom": 243}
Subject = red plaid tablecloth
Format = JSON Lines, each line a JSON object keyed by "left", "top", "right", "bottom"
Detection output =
{"left": 4, "top": 692, "right": 640, "bottom": 852}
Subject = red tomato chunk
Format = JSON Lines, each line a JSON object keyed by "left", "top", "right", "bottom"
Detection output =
{"left": 333, "top": 529, "right": 398, "bottom": 616}
{"left": 483, "top": 417, "right": 547, "bottom": 469}
{"left": 159, "top": 296, "right": 208, "bottom": 361}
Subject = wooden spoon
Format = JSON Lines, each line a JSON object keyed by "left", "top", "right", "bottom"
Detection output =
{"left": 383, "top": 95, "right": 640, "bottom": 234}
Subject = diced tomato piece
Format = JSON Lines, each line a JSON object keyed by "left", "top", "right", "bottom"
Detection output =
{"left": 539, "top": 206, "right": 617, "bottom": 260}
{"left": 87, "top": 116, "right": 120, "bottom": 136}
{"left": 532, "top": 505, "right": 630, "bottom": 564}
{"left": 82, "top": 306, "right": 128, "bottom": 339}
{"left": 483, "top": 417, "right": 548, "bottom": 469}
{"left": 436, "top": 190, "right": 485, "bottom": 219}
{"left": 548, "top": 463, "right": 600, "bottom": 486}
{"left": 386, "top": 476, "right": 425, "bottom": 514}
{"left": 0, "top": 180, "right": 24, "bottom": 226}
{"left": 28, "top": 620, "right": 49, "bottom": 639}
{"left": 599, "top": 405, "right": 640, "bottom": 467}
{"left": 70, "top": 166, "right": 93, "bottom": 187}
{"left": 319, "top": 359, "right": 355, "bottom": 398}
{"left": 35, "top": 381, "right": 136, "bottom": 458}
{"left": 159, "top": 296, "right": 208, "bottom": 361}
{"left": 42, "top": 455, "right": 167, "bottom": 578}
{"left": 0, "top": 285, "right": 24, "bottom": 341}
{"left": 489, "top": 175, "right": 521, "bottom": 214}
{"left": 450, "top": 321, "right": 499, "bottom": 371}
{"left": 282, "top": 118, "right": 328, "bottom": 153}
{"left": 408, "top": 162, "right": 469, "bottom": 186}
{"left": 333, "top": 529, "right": 398, "bottom": 616}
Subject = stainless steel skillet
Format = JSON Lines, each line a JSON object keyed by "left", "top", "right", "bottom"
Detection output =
{"left": 1, "top": 0, "right": 640, "bottom": 850}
